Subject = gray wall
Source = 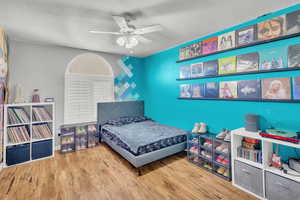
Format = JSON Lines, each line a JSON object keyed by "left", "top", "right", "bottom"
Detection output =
{"left": 8, "top": 40, "right": 123, "bottom": 147}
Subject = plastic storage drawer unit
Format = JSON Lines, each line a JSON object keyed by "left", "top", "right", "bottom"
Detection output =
{"left": 6, "top": 143, "right": 30, "bottom": 166}
{"left": 32, "top": 139, "right": 53, "bottom": 160}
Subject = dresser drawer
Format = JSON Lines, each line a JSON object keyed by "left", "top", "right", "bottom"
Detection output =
{"left": 265, "top": 171, "right": 300, "bottom": 200}
{"left": 234, "top": 160, "right": 263, "bottom": 197}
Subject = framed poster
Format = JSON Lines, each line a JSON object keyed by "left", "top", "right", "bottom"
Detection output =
{"left": 236, "top": 52, "right": 259, "bottom": 72}
{"left": 288, "top": 43, "right": 300, "bottom": 68}
{"left": 293, "top": 77, "right": 300, "bottom": 100}
{"left": 258, "top": 16, "right": 286, "bottom": 40}
{"left": 220, "top": 81, "right": 238, "bottom": 98}
{"left": 259, "top": 46, "right": 288, "bottom": 70}
{"left": 191, "top": 62, "right": 204, "bottom": 78}
{"left": 237, "top": 80, "right": 261, "bottom": 99}
{"left": 218, "top": 31, "right": 235, "bottom": 51}
{"left": 262, "top": 77, "right": 291, "bottom": 100}
{"left": 286, "top": 10, "right": 300, "bottom": 35}
{"left": 236, "top": 25, "right": 257, "bottom": 46}
{"left": 202, "top": 37, "right": 218, "bottom": 55}
{"left": 218, "top": 56, "right": 237, "bottom": 75}
{"left": 203, "top": 60, "right": 218, "bottom": 76}
{"left": 179, "top": 65, "right": 191, "bottom": 79}
{"left": 180, "top": 84, "right": 192, "bottom": 98}
{"left": 204, "top": 82, "right": 219, "bottom": 98}
{"left": 191, "top": 83, "right": 204, "bottom": 98}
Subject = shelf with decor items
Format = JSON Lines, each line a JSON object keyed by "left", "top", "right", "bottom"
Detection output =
{"left": 178, "top": 97, "right": 300, "bottom": 103}
{"left": 3, "top": 102, "right": 55, "bottom": 167}
{"left": 187, "top": 133, "right": 232, "bottom": 181}
{"left": 231, "top": 128, "right": 300, "bottom": 200}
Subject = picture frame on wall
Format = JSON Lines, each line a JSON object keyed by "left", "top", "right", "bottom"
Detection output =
{"left": 259, "top": 46, "right": 288, "bottom": 70}
{"left": 179, "top": 65, "right": 191, "bottom": 79}
{"left": 262, "top": 77, "right": 291, "bottom": 100}
{"left": 219, "top": 81, "right": 238, "bottom": 99}
{"left": 286, "top": 10, "right": 300, "bottom": 35}
{"left": 218, "top": 31, "right": 235, "bottom": 51}
{"left": 180, "top": 84, "right": 192, "bottom": 98}
{"left": 237, "top": 80, "right": 261, "bottom": 99}
{"left": 288, "top": 43, "right": 300, "bottom": 68}
{"left": 236, "top": 52, "right": 259, "bottom": 72}
{"left": 191, "top": 83, "right": 204, "bottom": 98}
{"left": 191, "top": 62, "right": 204, "bottom": 78}
{"left": 293, "top": 76, "right": 300, "bottom": 100}
{"left": 202, "top": 37, "right": 218, "bottom": 55}
{"left": 236, "top": 25, "right": 257, "bottom": 46}
{"left": 203, "top": 60, "right": 218, "bottom": 76}
{"left": 218, "top": 56, "right": 237, "bottom": 75}
{"left": 204, "top": 82, "right": 219, "bottom": 98}
{"left": 179, "top": 47, "right": 186, "bottom": 60}
{"left": 257, "top": 16, "right": 286, "bottom": 40}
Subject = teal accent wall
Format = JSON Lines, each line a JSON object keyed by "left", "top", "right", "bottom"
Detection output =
{"left": 142, "top": 3, "right": 300, "bottom": 137}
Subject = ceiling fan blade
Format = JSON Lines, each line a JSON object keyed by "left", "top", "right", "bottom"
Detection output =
{"left": 112, "top": 15, "right": 129, "bottom": 30}
{"left": 133, "top": 25, "right": 162, "bottom": 35}
{"left": 133, "top": 35, "right": 152, "bottom": 44}
{"left": 89, "top": 30, "right": 122, "bottom": 35}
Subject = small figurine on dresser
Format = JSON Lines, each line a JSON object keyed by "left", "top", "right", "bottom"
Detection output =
{"left": 31, "top": 89, "right": 40, "bottom": 102}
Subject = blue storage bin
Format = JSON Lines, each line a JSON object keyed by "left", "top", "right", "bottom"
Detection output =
{"left": 32, "top": 139, "right": 53, "bottom": 160}
{"left": 6, "top": 143, "right": 30, "bottom": 166}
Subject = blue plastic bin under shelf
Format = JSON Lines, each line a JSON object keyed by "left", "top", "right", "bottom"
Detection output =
{"left": 32, "top": 139, "right": 53, "bottom": 160}
{"left": 6, "top": 143, "right": 30, "bottom": 166}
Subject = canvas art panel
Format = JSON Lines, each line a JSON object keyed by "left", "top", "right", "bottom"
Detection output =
{"left": 203, "top": 60, "right": 218, "bottom": 76}
{"left": 286, "top": 10, "right": 300, "bottom": 35}
{"left": 218, "top": 56, "right": 237, "bottom": 74}
{"left": 191, "top": 62, "right": 204, "bottom": 78}
{"left": 179, "top": 65, "right": 191, "bottom": 79}
{"left": 202, "top": 37, "right": 218, "bottom": 55}
{"left": 293, "top": 76, "right": 300, "bottom": 100}
{"left": 237, "top": 80, "right": 261, "bottom": 99}
{"left": 288, "top": 43, "right": 300, "bottom": 68}
{"left": 236, "top": 52, "right": 259, "bottom": 72}
{"left": 219, "top": 81, "right": 238, "bottom": 98}
{"left": 204, "top": 82, "right": 219, "bottom": 98}
{"left": 262, "top": 77, "right": 291, "bottom": 100}
{"left": 218, "top": 31, "right": 235, "bottom": 51}
{"left": 191, "top": 83, "right": 204, "bottom": 98}
{"left": 180, "top": 84, "right": 192, "bottom": 98}
{"left": 258, "top": 16, "right": 286, "bottom": 40}
{"left": 259, "top": 46, "right": 288, "bottom": 70}
{"left": 236, "top": 25, "right": 257, "bottom": 46}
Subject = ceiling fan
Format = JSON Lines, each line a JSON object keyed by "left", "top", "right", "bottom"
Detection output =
{"left": 89, "top": 14, "right": 162, "bottom": 49}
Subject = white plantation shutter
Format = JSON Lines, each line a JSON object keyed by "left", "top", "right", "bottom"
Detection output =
{"left": 64, "top": 74, "right": 114, "bottom": 124}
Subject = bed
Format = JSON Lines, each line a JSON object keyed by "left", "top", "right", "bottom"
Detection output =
{"left": 97, "top": 101, "right": 187, "bottom": 170}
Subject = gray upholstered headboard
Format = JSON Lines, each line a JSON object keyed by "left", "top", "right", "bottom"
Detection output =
{"left": 97, "top": 101, "right": 144, "bottom": 125}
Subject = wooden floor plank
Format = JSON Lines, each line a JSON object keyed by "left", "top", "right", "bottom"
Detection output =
{"left": 0, "top": 144, "right": 257, "bottom": 200}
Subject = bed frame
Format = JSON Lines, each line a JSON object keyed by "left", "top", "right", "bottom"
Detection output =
{"left": 97, "top": 101, "right": 186, "bottom": 173}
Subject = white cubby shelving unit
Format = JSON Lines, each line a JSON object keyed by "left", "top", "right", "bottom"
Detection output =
{"left": 231, "top": 128, "right": 300, "bottom": 200}
{"left": 3, "top": 102, "right": 55, "bottom": 167}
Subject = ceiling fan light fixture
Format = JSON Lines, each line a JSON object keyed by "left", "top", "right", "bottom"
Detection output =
{"left": 116, "top": 36, "right": 138, "bottom": 49}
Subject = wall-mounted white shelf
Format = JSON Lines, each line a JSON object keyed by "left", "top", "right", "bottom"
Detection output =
{"left": 231, "top": 128, "right": 300, "bottom": 200}
{"left": 3, "top": 102, "right": 55, "bottom": 168}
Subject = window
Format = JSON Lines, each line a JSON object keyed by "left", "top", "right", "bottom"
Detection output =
{"left": 64, "top": 54, "right": 114, "bottom": 124}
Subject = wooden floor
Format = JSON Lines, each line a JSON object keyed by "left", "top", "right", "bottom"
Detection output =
{"left": 0, "top": 144, "right": 257, "bottom": 200}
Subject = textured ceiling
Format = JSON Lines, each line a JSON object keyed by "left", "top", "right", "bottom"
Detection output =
{"left": 0, "top": 0, "right": 299, "bottom": 57}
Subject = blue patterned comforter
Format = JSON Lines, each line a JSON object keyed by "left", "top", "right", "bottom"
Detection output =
{"left": 102, "top": 120, "right": 187, "bottom": 156}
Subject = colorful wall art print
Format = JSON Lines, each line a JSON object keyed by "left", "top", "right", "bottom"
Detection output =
{"left": 262, "top": 77, "right": 291, "bottom": 100}
{"left": 191, "top": 62, "right": 204, "bottom": 78}
{"left": 258, "top": 16, "right": 286, "bottom": 40}
{"left": 293, "top": 76, "right": 300, "bottom": 100}
{"left": 259, "top": 46, "right": 287, "bottom": 70}
{"left": 220, "top": 81, "right": 238, "bottom": 98}
{"left": 218, "top": 31, "right": 235, "bottom": 51}
{"left": 288, "top": 43, "right": 300, "bottom": 68}
{"left": 203, "top": 60, "right": 218, "bottom": 76}
{"left": 218, "top": 56, "right": 237, "bottom": 74}
{"left": 236, "top": 52, "right": 259, "bottom": 72}
{"left": 204, "top": 82, "right": 219, "bottom": 98}
{"left": 180, "top": 84, "right": 192, "bottom": 98}
{"left": 236, "top": 25, "right": 257, "bottom": 46}
{"left": 286, "top": 10, "right": 300, "bottom": 35}
{"left": 179, "top": 65, "right": 191, "bottom": 79}
{"left": 191, "top": 83, "right": 204, "bottom": 98}
{"left": 238, "top": 80, "right": 261, "bottom": 99}
{"left": 202, "top": 37, "right": 218, "bottom": 55}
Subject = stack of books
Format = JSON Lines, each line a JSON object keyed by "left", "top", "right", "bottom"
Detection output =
{"left": 8, "top": 108, "right": 30, "bottom": 124}
{"left": 32, "top": 124, "right": 52, "bottom": 139}
{"left": 7, "top": 126, "right": 30, "bottom": 143}
{"left": 32, "top": 107, "right": 52, "bottom": 121}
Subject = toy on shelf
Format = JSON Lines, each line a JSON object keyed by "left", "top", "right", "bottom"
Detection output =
{"left": 260, "top": 129, "right": 300, "bottom": 144}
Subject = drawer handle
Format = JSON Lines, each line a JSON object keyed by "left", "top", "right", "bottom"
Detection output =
{"left": 242, "top": 169, "right": 251, "bottom": 175}
{"left": 275, "top": 182, "right": 290, "bottom": 190}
